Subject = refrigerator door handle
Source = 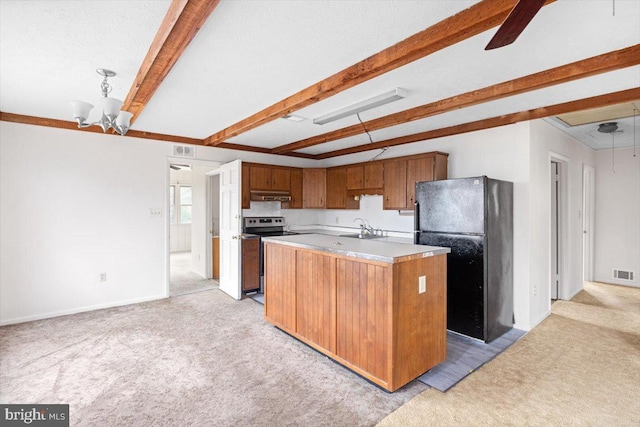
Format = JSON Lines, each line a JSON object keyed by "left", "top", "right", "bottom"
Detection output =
{"left": 413, "top": 201, "right": 420, "bottom": 244}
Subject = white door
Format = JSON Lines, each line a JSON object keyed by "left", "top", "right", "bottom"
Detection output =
{"left": 219, "top": 159, "right": 242, "bottom": 300}
{"left": 582, "top": 165, "right": 595, "bottom": 282}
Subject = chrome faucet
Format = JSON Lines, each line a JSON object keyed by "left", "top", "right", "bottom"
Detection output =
{"left": 354, "top": 218, "right": 374, "bottom": 236}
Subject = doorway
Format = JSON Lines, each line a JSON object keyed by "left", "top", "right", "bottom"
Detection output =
{"left": 549, "top": 155, "right": 568, "bottom": 302}
{"left": 550, "top": 161, "right": 560, "bottom": 300}
{"left": 168, "top": 159, "right": 221, "bottom": 297}
{"left": 582, "top": 165, "right": 595, "bottom": 282}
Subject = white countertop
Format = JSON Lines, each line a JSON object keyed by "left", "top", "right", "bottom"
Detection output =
{"left": 262, "top": 233, "right": 450, "bottom": 263}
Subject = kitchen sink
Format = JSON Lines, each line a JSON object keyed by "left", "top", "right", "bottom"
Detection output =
{"left": 339, "top": 233, "right": 384, "bottom": 240}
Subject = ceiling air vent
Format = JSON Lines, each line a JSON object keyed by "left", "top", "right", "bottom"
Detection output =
{"left": 173, "top": 145, "right": 195, "bottom": 158}
{"left": 613, "top": 269, "right": 634, "bottom": 281}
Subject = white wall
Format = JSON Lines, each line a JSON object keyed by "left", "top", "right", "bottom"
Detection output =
{"left": 529, "top": 120, "right": 596, "bottom": 326}
{"left": 0, "top": 123, "right": 168, "bottom": 324}
{"left": 0, "top": 122, "right": 314, "bottom": 325}
{"left": 594, "top": 147, "right": 640, "bottom": 287}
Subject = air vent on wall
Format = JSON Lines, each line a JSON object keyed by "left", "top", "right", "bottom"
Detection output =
{"left": 173, "top": 145, "right": 195, "bottom": 158}
{"left": 613, "top": 269, "right": 635, "bottom": 281}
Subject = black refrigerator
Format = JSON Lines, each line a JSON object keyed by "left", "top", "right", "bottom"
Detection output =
{"left": 414, "top": 176, "right": 513, "bottom": 343}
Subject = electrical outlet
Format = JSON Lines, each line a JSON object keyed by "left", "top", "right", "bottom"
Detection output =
{"left": 533, "top": 285, "right": 537, "bottom": 296}
{"left": 149, "top": 208, "right": 162, "bottom": 218}
{"left": 419, "top": 275, "right": 426, "bottom": 294}
{"left": 99, "top": 272, "right": 107, "bottom": 283}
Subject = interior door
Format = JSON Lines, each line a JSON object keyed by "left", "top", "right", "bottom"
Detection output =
{"left": 582, "top": 165, "right": 595, "bottom": 282}
{"left": 219, "top": 159, "right": 242, "bottom": 300}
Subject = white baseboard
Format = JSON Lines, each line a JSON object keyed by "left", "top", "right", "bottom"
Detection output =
{"left": 528, "top": 309, "right": 552, "bottom": 330}
{"left": 0, "top": 294, "right": 167, "bottom": 326}
{"left": 564, "top": 285, "right": 583, "bottom": 301}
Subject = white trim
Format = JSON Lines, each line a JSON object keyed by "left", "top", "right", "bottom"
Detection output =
{"left": 582, "top": 164, "right": 595, "bottom": 282}
{"left": 0, "top": 295, "right": 166, "bottom": 326}
{"left": 529, "top": 308, "right": 552, "bottom": 330}
{"left": 564, "top": 284, "right": 583, "bottom": 301}
{"left": 548, "top": 152, "right": 570, "bottom": 302}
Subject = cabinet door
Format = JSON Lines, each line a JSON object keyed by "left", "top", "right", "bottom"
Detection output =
{"left": 336, "top": 259, "right": 391, "bottom": 382}
{"left": 241, "top": 238, "right": 260, "bottom": 292}
{"left": 251, "top": 166, "right": 272, "bottom": 190}
{"left": 326, "top": 168, "right": 347, "bottom": 209}
{"left": 271, "top": 168, "right": 291, "bottom": 191}
{"left": 284, "top": 169, "right": 303, "bottom": 209}
{"left": 383, "top": 160, "right": 407, "bottom": 210}
{"left": 241, "top": 164, "right": 251, "bottom": 209}
{"left": 303, "top": 169, "right": 326, "bottom": 208}
{"left": 296, "top": 251, "right": 336, "bottom": 353}
{"left": 264, "top": 243, "right": 297, "bottom": 331}
{"left": 346, "top": 166, "right": 363, "bottom": 190}
{"left": 433, "top": 153, "right": 449, "bottom": 180}
{"left": 406, "top": 156, "right": 434, "bottom": 207}
{"left": 363, "top": 163, "right": 383, "bottom": 190}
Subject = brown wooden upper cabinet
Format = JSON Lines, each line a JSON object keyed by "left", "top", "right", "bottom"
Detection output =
{"left": 271, "top": 167, "right": 291, "bottom": 191}
{"left": 249, "top": 165, "right": 291, "bottom": 191}
{"left": 303, "top": 168, "right": 326, "bottom": 209}
{"left": 250, "top": 165, "right": 272, "bottom": 190}
{"left": 383, "top": 152, "right": 448, "bottom": 210}
{"left": 241, "top": 151, "right": 447, "bottom": 211}
{"left": 283, "top": 169, "right": 303, "bottom": 209}
{"left": 346, "top": 163, "right": 384, "bottom": 196}
{"left": 327, "top": 167, "right": 359, "bottom": 210}
{"left": 241, "top": 163, "right": 251, "bottom": 209}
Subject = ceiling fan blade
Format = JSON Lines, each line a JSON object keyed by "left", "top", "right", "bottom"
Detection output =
{"left": 485, "top": 0, "right": 547, "bottom": 50}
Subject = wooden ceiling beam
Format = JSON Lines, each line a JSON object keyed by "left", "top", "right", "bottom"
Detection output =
{"left": 0, "top": 112, "right": 205, "bottom": 145}
{"left": 274, "top": 44, "right": 640, "bottom": 154}
{"left": 0, "top": 112, "right": 316, "bottom": 159}
{"left": 204, "top": 0, "right": 556, "bottom": 146}
{"left": 122, "top": 0, "right": 221, "bottom": 124}
{"left": 216, "top": 142, "right": 317, "bottom": 159}
{"left": 315, "top": 88, "right": 640, "bottom": 159}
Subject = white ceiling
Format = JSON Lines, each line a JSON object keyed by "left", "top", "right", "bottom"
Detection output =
{"left": 1, "top": 0, "right": 639, "bottom": 155}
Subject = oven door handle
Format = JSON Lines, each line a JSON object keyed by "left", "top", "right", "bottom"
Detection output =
{"left": 240, "top": 234, "right": 260, "bottom": 240}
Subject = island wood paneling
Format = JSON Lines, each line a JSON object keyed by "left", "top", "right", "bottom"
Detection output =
{"left": 392, "top": 254, "right": 447, "bottom": 388}
{"left": 264, "top": 244, "right": 297, "bottom": 331}
{"left": 336, "top": 259, "right": 391, "bottom": 384}
{"left": 296, "top": 251, "right": 336, "bottom": 353}
{"left": 263, "top": 240, "right": 447, "bottom": 392}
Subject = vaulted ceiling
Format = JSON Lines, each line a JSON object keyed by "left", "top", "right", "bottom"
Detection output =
{"left": 1, "top": 0, "right": 638, "bottom": 159}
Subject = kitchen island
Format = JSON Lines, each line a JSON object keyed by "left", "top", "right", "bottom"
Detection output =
{"left": 262, "top": 234, "right": 450, "bottom": 392}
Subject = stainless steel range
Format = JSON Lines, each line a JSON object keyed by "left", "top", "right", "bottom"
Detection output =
{"left": 242, "top": 216, "right": 297, "bottom": 293}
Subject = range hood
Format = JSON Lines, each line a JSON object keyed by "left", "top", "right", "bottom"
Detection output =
{"left": 250, "top": 190, "right": 292, "bottom": 202}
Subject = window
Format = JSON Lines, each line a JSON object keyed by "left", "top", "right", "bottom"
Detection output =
{"left": 179, "top": 186, "right": 192, "bottom": 224}
{"left": 169, "top": 185, "right": 175, "bottom": 224}
{"left": 170, "top": 184, "right": 192, "bottom": 224}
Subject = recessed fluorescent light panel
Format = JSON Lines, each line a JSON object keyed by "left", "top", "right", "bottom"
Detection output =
{"left": 282, "top": 114, "right": 306, "bottom": 122}
{"left": 313, "top": 88, "right": 408, "bottom": 125}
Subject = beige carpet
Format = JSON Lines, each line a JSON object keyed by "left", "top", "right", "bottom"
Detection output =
{"left": 378, "top": 281, "right": 640, "bottom": 426}
{"left": 0, "top": 288, "right": 426, "bottom": 426}
{"left": 170, "top": 251, "right": 217, "bottom": 296}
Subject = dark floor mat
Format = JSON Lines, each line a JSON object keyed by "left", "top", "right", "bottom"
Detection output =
{"left": 418, "top": 328, "right": 526, "bottom": 391}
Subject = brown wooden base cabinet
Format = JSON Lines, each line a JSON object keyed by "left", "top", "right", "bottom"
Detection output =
{"left": 241, "top": 237, "right": 260, "bottom": 292}
{"left": 264, "top": 242, "right": 447, "bottom": 392}
{"left": 212, "top": 237, "right": 220, "bottom": 280}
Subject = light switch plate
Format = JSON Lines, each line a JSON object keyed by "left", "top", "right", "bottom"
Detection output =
{"left": 419, "top": 275, "right": 426, "bottom": 294}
